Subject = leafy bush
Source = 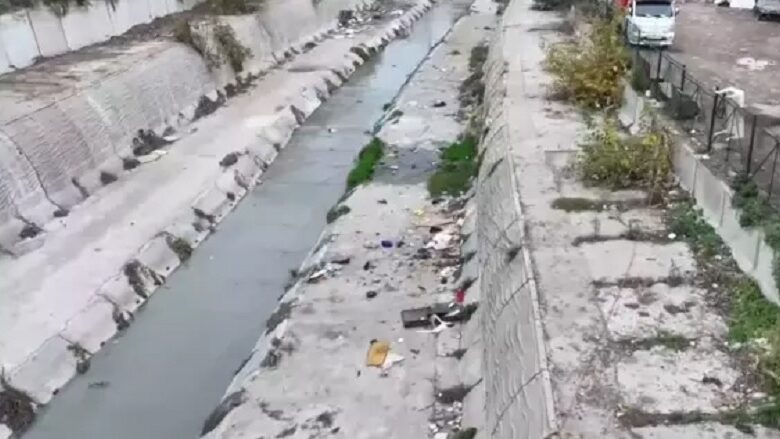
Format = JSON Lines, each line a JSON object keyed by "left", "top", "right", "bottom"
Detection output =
{"left": 545, "top": 16, "right": 629, "bottom": 109}
{"left": 577, "top": 118, "right": 671, "bottom": 192}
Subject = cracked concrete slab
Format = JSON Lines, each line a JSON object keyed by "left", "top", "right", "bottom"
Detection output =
{"left": 596, "top": 283, "right": 727, "bottom": 340}
{"left": 580, "top": 240, "right": 697, "bottom": 283}
{"left": 618, "top": 347, "right": 741, "bottom": 414}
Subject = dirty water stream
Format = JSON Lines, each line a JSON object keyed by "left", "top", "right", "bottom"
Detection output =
{"left": 23, "top": 2, "right": 467, "bottom": 439}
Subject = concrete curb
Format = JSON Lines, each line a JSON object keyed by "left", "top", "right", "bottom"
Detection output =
{"left": 0, "top": 1, "right": 437, "bottom": 433}
{"left": 476, "top": 5, "right": 558, "bottom": 438}
{"left": 620, "top": 83, "right": 780, "bottom": 304}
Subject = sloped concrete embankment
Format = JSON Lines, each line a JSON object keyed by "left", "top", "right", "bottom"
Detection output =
{"left": 0, "top": 1, "right": 435, "bottom": 434}
{"left": 619, "top": 83, "right": 780, "bottom": 304}
{"left": 474, "top": 8, "right": 557, "bottom": 439}
{"left": 0, "top": 0, "right": 371, "bottom": 256}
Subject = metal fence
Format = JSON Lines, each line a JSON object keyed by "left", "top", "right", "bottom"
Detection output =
{"left": 630, "top": 45, "right": 780, "bottom": 202}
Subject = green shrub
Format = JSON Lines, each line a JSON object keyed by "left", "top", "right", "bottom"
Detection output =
{"left": 545, "top": 16, "right": 629, "bottom": 109}
{"left": 577, "top": 118, "right": 671, "bottom": 193}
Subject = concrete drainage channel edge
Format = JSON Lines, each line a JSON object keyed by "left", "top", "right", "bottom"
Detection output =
{"left": 0, "top": 2, "right": 436, "bottom": 436}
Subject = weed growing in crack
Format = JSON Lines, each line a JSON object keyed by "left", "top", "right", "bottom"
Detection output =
{"left": 667, "top": 201, "right": 780, "bottom": 426}
{"left": 667, "top": 200, "right": 725, "bottom": 259}
{"left": 346, "top": 138, "right": 385, "bottom": 189}
{"left": 214, "top": 23, "right": 251, "bottom": 73}
{"left": 544, "top": 14, "right": 628, "bottom": 109}
{"left": 428, "top": 136, "right": 478, "bottom": 197}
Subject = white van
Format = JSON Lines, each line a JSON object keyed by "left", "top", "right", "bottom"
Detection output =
{"left": 624, "top": 0, "right": 678, "bottom": 47}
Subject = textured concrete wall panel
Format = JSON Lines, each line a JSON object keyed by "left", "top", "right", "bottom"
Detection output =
{"left": 0, "top": 11, "right": 40, "bottom": 69}
{"left": 106, "top": 0, "right": 150, "bottom": 35}
{"left": 478, "top": 18, "right": 556, "bottom": 439}
{"left": 27, "top": 8, "right": 68, "bottom": 58}
{"left": 60, "top": 4, "right": 114, "bottom": 51}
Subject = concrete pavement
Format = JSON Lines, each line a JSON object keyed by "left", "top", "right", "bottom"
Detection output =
{"left": 489, "top": 0, "right": 780, "bottom": 437}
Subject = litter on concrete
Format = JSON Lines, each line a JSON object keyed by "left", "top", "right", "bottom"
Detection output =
{"left": 366, "top": 340, "right": 390, "bottom": 367}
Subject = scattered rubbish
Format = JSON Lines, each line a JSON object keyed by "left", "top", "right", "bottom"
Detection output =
{"left": 366, "top": 290, "right": 378, "bottom": 299}
{"left": 328, "top": 128, "right": 337, "bottom": 133}
{"left": 417, "top": 315, "right": 452, "bottom": 334}
{"left": 363, "top": 261, "right": 374, "bottom": 271}
{"left": 455, "top": 289, "right": 465, "bottom": 304}
{"left": 307, "top": 263, "right": 341, "bottom": 283}
{"left": 378, "top": 199, "right": 388, "bottom": 204}
{"left": 364, "top": 241, "right": 380, "bottom": 249}
{"left": 396, "top": 240, "right": 405, "bottom": 248}
{"left": 381, "top": 240, "right": 394, "bottom": 248}
{"left": 668, "top": 233, "right": 677, "bottom": 240}
{"left": 366, "top": 340, "right": 390, "bottom": 367}
{"left": 381, "top": 353, "right": 405, "bottom": 372}
{"left": 137, "top": 149, "right": 168, "bottom": 164}
{"left": 415, "top": 248, "right": 432, "bottom": 260}
{"left": 430, "top": 226, "right": 443, "bottom": 234}
{"left": 437, "top": 384, "right": 473, "bottom": 404}
{"left": 702, "top": 375, "right": 723, "bottom": 387}
{"left": 427, "top": 231, "right": 455, "bottom": 250}
{"left": 88, "top": 381, "right": 110, "bottom": 389}
{"left": 736, "top": 57, "right": 774, "bottom": 71}
{"left": 439, "top": 267, "right": 457, "bottom": 278}
{"left": 330, "top": 256, "right": 351, "bottom": 265}
{"left": 433, "top": 100, "right": 447, "bottom": 108}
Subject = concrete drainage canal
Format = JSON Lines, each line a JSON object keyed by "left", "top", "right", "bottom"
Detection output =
{"left": 20, "top": 2, "right": 469, "bottom": 439}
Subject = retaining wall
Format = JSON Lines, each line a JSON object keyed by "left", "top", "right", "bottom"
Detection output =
{"left": 0, "top": 0, "right": 202, "bottom": 73}
{"left": 620, "top": 83, "right": 780, "bottom": 304}
{"left": 476, "top": 11, "right": 557, "bottom": 439}
{"left": 0, "top": 0, "right": 370, "bottom": 255}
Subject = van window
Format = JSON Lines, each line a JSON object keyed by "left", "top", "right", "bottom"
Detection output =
{"left": 635, "top": 2, "right": 673, "bottom": 16}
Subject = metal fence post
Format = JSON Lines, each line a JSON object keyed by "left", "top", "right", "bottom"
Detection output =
{"left": 706, "top": 88, "right": 719, "bottom": 152}
{"left": 746, "top": 114, "right": 759, "bottom": 175}
{"left": 656, "top": 51, "right": 663, "bottom": 81}
{"left": 680, "top": 64, "right": 687, "bottom": 92}
{"left": 769, "top": 146, "right": 779, "bottom": 198}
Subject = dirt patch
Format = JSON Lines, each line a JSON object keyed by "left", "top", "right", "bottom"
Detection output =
{"left": 18, "top": 223, "right": 42, "bottom": 240}
{"left": 265, "top": 301, "right": 294, "bottom": 334}
{"left": 0, "top": 381, "right": 35, "bottom": 434}
{"left": 166, "top": 235, "right": 193, "bottom": 262}
{"left": 67, "top": 343, "right": 91, "bottom": 374}
{"left": 100, "top": 171, "right": 118, "bottom": 185}
{"left": 219, "top": 152, "right": 240, "bottom": 168}
{"left": 201, "top": 390, "right": 246, "bottom": 435}
{"left": 193, "top": 93, "right": 226, "bottom": 121}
